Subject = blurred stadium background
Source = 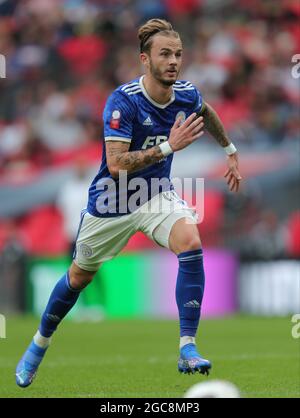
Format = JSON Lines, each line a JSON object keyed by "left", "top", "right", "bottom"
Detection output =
{"left": 0, "top": 1, "right": 299, "bottom": 398}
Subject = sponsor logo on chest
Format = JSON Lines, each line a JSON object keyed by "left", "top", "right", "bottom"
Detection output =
{"left": 141, "top": 135, "right": 168, "bottom": 149}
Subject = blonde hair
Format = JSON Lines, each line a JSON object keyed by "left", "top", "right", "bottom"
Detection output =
{"left": 138, "top": 19, "right": 179, "bottom": 53}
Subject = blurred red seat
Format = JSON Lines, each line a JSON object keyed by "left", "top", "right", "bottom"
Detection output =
{"left": 20, "top": 206, "right": 68, "bottom": 256}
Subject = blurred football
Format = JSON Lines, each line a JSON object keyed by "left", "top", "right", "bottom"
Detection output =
{"left": 184, "top": 380, "right": 240, "bottom": 398}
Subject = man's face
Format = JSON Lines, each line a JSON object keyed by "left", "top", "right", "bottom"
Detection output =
{"left": 142, "top": 34, "right": 183, "bottom": 86}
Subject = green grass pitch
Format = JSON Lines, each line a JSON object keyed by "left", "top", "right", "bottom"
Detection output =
{"left": 0, "top": 316, "right": 299, "bottom": 398}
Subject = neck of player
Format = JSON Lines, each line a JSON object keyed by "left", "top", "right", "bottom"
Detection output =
{"left": 143, "top": 74, "right": 173, "bottom": 105}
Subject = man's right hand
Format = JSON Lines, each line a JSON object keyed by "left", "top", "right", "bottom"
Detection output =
{"left": 168, "top": 113, "right": 204, "bottom": 152}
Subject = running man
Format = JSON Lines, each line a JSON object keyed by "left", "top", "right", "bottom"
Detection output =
{"left": 16, "top": 18, "right": 242, "bottom": 387}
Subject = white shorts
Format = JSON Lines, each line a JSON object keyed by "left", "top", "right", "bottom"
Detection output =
{"left": 74, "top": 190, "right": 198, "bottom": 271}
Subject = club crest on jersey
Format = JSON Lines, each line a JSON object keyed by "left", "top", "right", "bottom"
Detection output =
{"left": 110, "top": 110, "right": 121, "bottom": 129}
{"left": 176, "top": 111, "right": 186, "bottom": 125}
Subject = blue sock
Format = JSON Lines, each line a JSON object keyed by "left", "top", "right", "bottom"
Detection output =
{"left": 39, "top": 272, "right": 81, "bottom": 338}
{"left": 176, "top": 249, "right": 205, "bottom": 337}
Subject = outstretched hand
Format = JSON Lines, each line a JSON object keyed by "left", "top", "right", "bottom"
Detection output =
{"left": 224, "top": 153, "right": 242, "bottom": 193}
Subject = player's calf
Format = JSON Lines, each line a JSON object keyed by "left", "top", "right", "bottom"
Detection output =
{"left": 16, "top": 265, "right": 96, "bottom": 388}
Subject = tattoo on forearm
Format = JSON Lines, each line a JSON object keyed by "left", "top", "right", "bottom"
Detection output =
{"left": 106, "top": 143, "right": 164, "bottom": 175}
{"left": 202, "top": 103, "right": 230, "bottom": 147}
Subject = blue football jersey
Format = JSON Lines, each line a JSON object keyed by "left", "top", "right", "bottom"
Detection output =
{"left": 87, "top": 76, "right": 203, "bottom": 217}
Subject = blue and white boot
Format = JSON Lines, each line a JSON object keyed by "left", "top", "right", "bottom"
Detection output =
{"left": 178, "top": 343, "right": 211, "bottom": 375}
{"left": 16, "top": 341, "right": 48, "bottom": 388}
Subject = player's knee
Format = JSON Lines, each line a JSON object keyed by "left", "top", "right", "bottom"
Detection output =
{"left": 69, "top": 263, "right": 96, "bottom": 290}
{"left": 70, "top": 273, "right": 93, "bottom": 290}
{"left": 174, "top": 235, "right": 202, "bottom": 254}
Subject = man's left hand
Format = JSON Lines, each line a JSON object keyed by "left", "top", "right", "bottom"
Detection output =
{"left": 224, "top": 153, "right": 242, "bottom": 193}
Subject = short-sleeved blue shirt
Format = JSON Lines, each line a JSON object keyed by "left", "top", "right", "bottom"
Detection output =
{"left": 87, "top": 76, "right": 203, "bottom": 217}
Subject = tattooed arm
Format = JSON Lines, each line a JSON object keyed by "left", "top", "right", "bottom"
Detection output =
{"left": 106, "top": 113, "right": 204, "bottom": 179}
{"left": 202, "top": 101, "right": 242, "bottom": 192}
{"left": 201, "top": 102, "right": 231, "bottom": 148}
{"left": 106, "top": 141, "right": 164, "bottom": 178}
